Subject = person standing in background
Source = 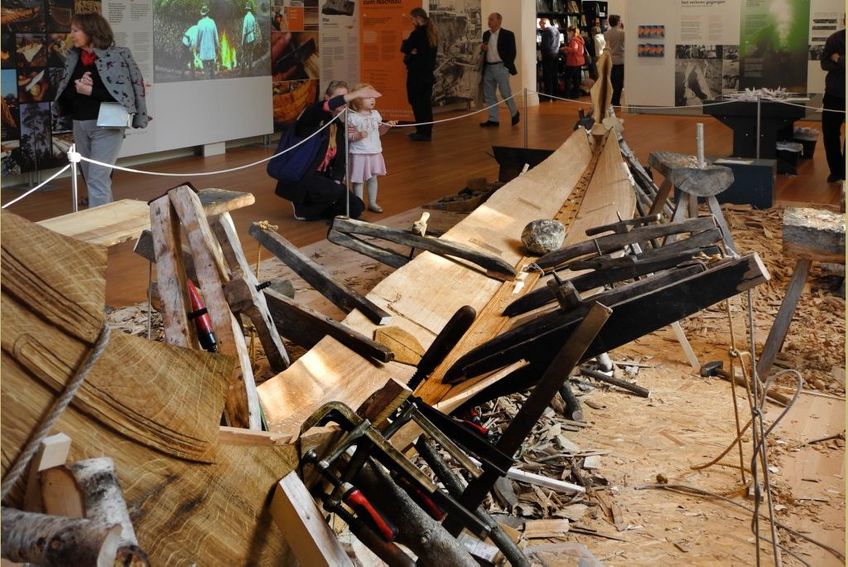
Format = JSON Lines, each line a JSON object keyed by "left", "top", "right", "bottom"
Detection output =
{"left": 820, "top": 22, "right": 845, "bottom": 183}
{"left": 196, "top": 5, "right": 219, "bottom": 80}
{"left": 604, "top": 14, "right": 624, "bottom": 106}
{"left": 240, "top": 2, "right": 259, "bottom": 76}
{"left": 480, "top": 12, "right": 520, "bottom": 127}
{"left": 181, "top": 24, "right": 197, "bottom": 79}
{"left": 592, "top": 25, "right": 605, "bottom": 62}
{"left": 401, "top": 7, "right": 438, "bottom": 142}
{"left": 539, "top": 17, "right": 560, "bottom": 101}
{"left": 55, "top": 12, "right": 149, "bottom": 208}
{"left": 560, "top": 26, "right": 585, "bottom": 99}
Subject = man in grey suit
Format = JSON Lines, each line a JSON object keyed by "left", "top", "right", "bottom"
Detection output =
{"left": 480, "top": 12, "right": 520, "bottom": 127}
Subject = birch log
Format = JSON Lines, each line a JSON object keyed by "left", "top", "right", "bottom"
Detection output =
{"left": 69, "top": 458, "right": 149, "bottom": 566}
{"left": 1, "top": 507, "right": 122, "bottom": 566}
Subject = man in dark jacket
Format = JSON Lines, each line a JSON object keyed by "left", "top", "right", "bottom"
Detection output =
{"left": 821, "top": 24, "right": 845, "bottom": 183}
{"left": 480, "top": 12, "right": 520, "bottom": 127}
{"left": 539, "top": 17, "right": 560, "bottom": 101}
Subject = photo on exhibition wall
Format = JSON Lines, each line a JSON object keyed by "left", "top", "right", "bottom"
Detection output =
{"left": 153, "top": 0, "right": 271, "bottom": 82}
{"left": 271, "top": 0, "right": 320, "bottom": 129}
{"left": 428, "top": 0, "right": 483, "bottom": 107}
{"left": 674, "top": 44, "right": 739, "bottom": 107}
{"left": 2, "top": 0, "right": 82, "bottom": 175}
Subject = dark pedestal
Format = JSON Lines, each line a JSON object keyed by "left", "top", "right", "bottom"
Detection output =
{"left": 712, "top": 158, "right": 776, "bottom": 209}
{"left": 703, "top": 100, "right": 806, "bottom": 159}
{"left": 492, "top": 146, "right": 554, "bottom": 182}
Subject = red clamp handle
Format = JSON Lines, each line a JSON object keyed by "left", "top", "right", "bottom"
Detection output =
{"left": 344, "top": 488, "right": 397, "bottom": 542}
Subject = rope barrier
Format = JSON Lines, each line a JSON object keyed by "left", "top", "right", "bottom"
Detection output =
{"left": 75, "top": 111, "right": 345, "bottom": 178}
{"left": 2, "top": 164, "right": 72, "bottom": 209}
{"left": 6, "top": 86, "right": 840, "bottom": 210}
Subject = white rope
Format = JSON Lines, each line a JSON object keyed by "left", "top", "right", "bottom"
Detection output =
{"left": 76, "top": 112, "right": 345, "bottom": 177}
{"left": 2, "top": 164, "right": 72, "bottom": 209}
{"left": 382, "top": 93, "right": 521, "bottom": 128}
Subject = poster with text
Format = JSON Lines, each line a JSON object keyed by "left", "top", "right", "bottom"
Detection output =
{"left": 152, "top": 0, "right": 271, "bottom": 83}
{"left": 428, "top": 0, "right": 482, "bottom": 107}
{"left": 739, "top": 0, "right": 810, "bottom": 91}
{"left": 272, "top": 0, "right": 320, "bottom": 129}
{"left": 319, "top": 0, "right": 359, "bottom": 95}
{"left": 360, "top": 0, "right": 420, "bottom": 121}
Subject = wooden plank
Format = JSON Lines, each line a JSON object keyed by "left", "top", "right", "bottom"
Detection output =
{"left": 524, "top": 519, "right": 571, "bottom": 539}
{"left": 36, "top": 189, "right": 255, "bottom": 248}
{"left": 149, "top": 196, "right": 195, "bottom": 349}
{"left": 168, "top": 185, "right": 258, "bottom": 430}
{"left": 757, "top": 258, "right": 812, "bottom": 380}
{"left": 270, "top": 472, "right": 354, "bottom": 567}
{"left": 250, "top": 222, "right": 393, "bottom": 326}
{"left": 37, "top": 199, "right": 150, "bottom": 247}
{"left": 782, "top": 207, "right": 845, "bottom": 263}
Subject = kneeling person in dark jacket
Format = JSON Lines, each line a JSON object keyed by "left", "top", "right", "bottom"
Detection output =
{"left": 272, "top": 81, "right": 380, "bottom": 220}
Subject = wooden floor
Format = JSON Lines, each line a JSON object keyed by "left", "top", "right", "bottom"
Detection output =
{"left": 2, "top": 98, "right": 842, "bottom": 307}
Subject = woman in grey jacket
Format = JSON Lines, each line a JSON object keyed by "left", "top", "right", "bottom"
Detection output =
{"left": 56, "top": 12, "right": 148, "bottom": 207}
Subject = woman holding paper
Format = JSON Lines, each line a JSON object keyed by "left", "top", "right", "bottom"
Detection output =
{"left": 55, "top": 12, "right": 148, "bottom": 207}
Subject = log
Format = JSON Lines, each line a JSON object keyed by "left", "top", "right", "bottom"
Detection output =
{"left": 1, "top": 507, "right": 123, "bottom": 566}
{"left": 263, "top": 289, "right": 393, "bottom": 363}
{"left": 250, "top": 222, "right": 392, "bottom": 326}
{"left": 782, "top": 207, "right": 845, "bottom": 263}
{"left": 68, "top": 458, "right": 144, "bottom": 559}
{"left": 354, "top": 461, "right": 477, "bottom": 567}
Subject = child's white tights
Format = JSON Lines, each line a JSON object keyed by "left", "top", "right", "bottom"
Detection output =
{"left": 352, "top": 176, "right": 382, "bottom": 212}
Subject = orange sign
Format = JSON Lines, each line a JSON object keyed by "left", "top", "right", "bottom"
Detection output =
{"left": 286, "top": 6, "right": 304, "bottom": 31}
{"left": 359, "top": 0, "right": 420, "bottom": 121}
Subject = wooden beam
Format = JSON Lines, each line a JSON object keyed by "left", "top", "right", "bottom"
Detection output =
{"left": 250, "top": 222, "right": 392, "bottom": 326}
{"left": 149, "top": 196, "right": 195, "bottom": 349}
{"left": 329, "top": 217, "right": 517, "bottom": 281}
{"left": 263, "top": 289, "right": 394, "bottom": 363}
{"left": 169, "top": 185, "right": 259, "bottom": 430}
{"left": 782, "top": 207, "right": 845, "bottom": 263}
{"left": 214, "top": 212, "right": 290, "bottom": 372}
{"left": 270, "top": 472, "right": 353, "bottom": 567}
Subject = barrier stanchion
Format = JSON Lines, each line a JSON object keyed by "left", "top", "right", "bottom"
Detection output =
{"left": 523, "top": 88, "right": 529, "bottom": 149}
{"left": 344, "top": 107, "right": 350, "bottom": 218}
{"left": 69, "top": 144, "right": 80, "bottom": 212}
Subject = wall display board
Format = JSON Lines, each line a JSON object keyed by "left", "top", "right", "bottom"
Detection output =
{"left": 1, "top": 0, "right": 85, "bottom": 176}
{"left": 319, "top": 0, "right": 360, "bottom": 96}
{"left": 428, "top": 0, "right": 482, "bottom": 108}
{"left": 360, "top": 0, "right": 421, "bottom": 122}
{"left": 271, "top": 0, "right": 320, "bottom": 129}
{"left": 806, "top": 0, "right": 843, "bottom": 93}
{"left": 739, "top": 0, "right": 810, "bottom": 91}
{"left": 638, "top": 24, "right": 665, "bottom": 57}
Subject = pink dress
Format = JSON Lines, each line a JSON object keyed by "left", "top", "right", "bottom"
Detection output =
{"left": 347, "top": 109, "right": 387, "bottom": 183}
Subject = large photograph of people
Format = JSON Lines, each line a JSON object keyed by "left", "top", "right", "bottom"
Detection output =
{"left": 153, "top": 0, "right": 271, "bottom": 82}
